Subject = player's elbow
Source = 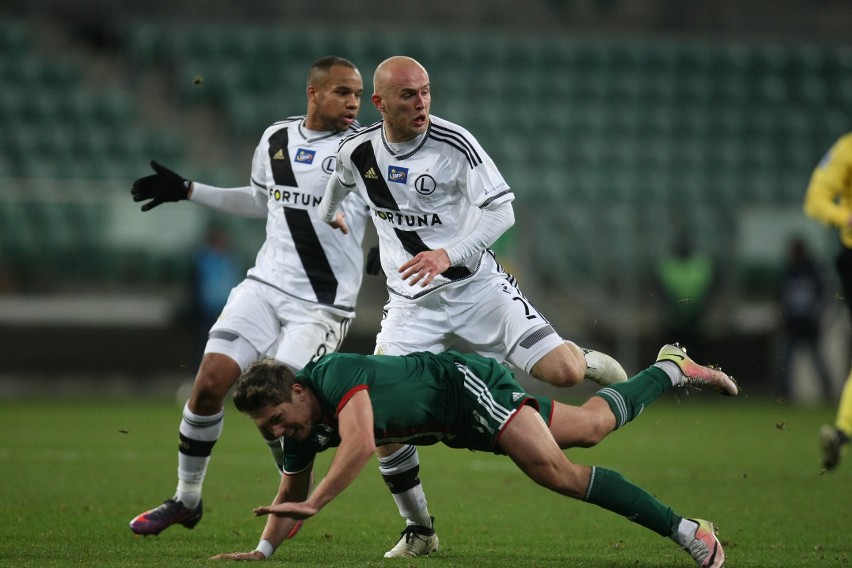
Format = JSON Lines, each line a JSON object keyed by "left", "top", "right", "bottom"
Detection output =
{"left": 353, "top": 434, "right": 377, "bottom": 460}
{"left": 503, "top": 205, "right": 515, "bottom": 229}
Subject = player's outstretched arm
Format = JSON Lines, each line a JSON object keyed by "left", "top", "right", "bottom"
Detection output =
{"left": 130, "top": 160, "right": 190, "bottom": 211}
{"left": 803, "top": 136, "right": 852, "bottom": 227}
{"left": 209, "top": 467, "right": 313, "bottom": 561}
{"left": 256, "top": 390, "right": 376, "bottom": 518}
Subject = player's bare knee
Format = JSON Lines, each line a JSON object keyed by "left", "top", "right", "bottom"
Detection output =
{"left": 530, "top": 350, "right": 584, "bottom": 388}
{"left": 189, "top": 358, "right": 241, "bottom": 414}
{"left": 188, "top": 379, "right": 228, "bottom": 415}
{"left": 376, "top": 442, "right": 405, "bottom": 458}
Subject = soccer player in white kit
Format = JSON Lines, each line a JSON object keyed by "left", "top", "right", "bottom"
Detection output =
{"left": 128, "top": 56, "right": 377, "bottom": 539}
{"left": 319, "top": 55, "right": 628, "bottom": 557}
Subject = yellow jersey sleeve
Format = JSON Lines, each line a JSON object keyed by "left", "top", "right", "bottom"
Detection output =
{"left": 804, "top": 133, "right": 852, "bottom": 247}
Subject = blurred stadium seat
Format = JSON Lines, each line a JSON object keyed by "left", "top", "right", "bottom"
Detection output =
{"left": 1, "top": 17, "right": 848, "bottom": 298}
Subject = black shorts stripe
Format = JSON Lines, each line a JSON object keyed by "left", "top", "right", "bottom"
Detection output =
{"left": 518, "top": 325, "right": 557, "bottom": 349}
{"left": 208, "top": 329, "right": 240, "bottom": 342}
{"left": 283, "top": 207, "right": 338, "bottom": 304}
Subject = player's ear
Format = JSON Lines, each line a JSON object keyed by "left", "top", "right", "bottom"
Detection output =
{"left": 292, "top": 382, "right": 307, "bottom": 401}
{"left": 372, "top": 93, "right": 384, "bottom": 112}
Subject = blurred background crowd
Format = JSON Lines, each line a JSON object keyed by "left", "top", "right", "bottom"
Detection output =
{"left": 1, "top": 0, "right": 850, "bottom": 402}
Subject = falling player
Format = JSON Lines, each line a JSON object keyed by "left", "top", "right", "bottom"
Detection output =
{"left": 213, "top": 343, "right": 735, "bottom": 567}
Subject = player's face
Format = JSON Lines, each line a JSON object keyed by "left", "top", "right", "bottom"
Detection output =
{"left": 309, "top": 65, "right": 363, "bottom": 132}
{"left": 250, "top": 387, "right": 314, "bottom": 442}
{"left": 374, "top": 67, "right": 430, "bottom": 143}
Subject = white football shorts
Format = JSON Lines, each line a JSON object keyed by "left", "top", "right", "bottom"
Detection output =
{"left": 375, "top": 254, "right": 564, "bottom": 373}
{"left": 205, "top": 278, "right": 351, "bottom": 372}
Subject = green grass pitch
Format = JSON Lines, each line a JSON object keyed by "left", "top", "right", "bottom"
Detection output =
{"left": 0, "top": 395, "right": 848, "bottom": 567}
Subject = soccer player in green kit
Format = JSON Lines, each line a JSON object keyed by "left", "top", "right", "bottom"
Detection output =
{"left": 212, "top": 344, "right": 736, "bottom": 567}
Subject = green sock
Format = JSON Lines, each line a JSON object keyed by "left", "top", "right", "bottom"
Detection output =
{"left": 593, "top": 366, "right": 671, "bottom": 429}
{"left": 584, "top": 466, "right": 680, "bottom": 537}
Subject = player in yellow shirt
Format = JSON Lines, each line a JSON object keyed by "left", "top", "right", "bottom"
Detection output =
{"left": 803, "top": 132, "right": 852, "bottom": 470}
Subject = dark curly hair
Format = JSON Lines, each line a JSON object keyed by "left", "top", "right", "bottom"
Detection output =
{"left": 232, "top": 358, "right": 299, "bottom": 414}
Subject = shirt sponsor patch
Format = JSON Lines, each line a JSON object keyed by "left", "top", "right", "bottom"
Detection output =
{"left": 387, "top": 165, "right": 408, "bottom": 184}
{"left": 294, "top": 148, "right": 316, "bottom": 164}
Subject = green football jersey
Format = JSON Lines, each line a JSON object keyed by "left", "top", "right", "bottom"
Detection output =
{"left": 280, "top": 350, "right": 552, "bottom": 474}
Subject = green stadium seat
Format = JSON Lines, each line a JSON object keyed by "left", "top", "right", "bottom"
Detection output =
{"left": 529, "top": 167, "right": 567, "bottom": 201}
{"left": 0, "top": 19, "right": 29, "bottom": 56}
{"left": 37, "top": 124, "right": 77, "bottom": 157}
{"left": 4, "top": 200, "right": 41, "bottom": 252}
{"left": 55, "top": 90, "right": 100, "bottom": 127}
{"left": 141, "top": 130, "right": 185, "bottom": 166}
{"left": 91, "top": 91, "right": 134, "bottom": 126}
{"left": 0, "top": 86, "right": 26, "bottom": 126}
{"left": 178, "top": 25, "right": 230, "bottom": 61}
{"left": 5, "top": 26, "right": 852, "bottom": 293}
{"left": 16, "top": 89, "right": 60, "bottom": 123}
{"left": 124, "top": 22, "right": 169, "bottom": 67}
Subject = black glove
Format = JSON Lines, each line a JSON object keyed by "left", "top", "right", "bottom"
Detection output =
{"left": 366, "top": 246, "right": 383, "bottom": 276}
{"left": 131, "top": 160, "right": 190, "bottom": 211}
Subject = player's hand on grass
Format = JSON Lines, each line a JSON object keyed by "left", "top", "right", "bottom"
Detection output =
{"left": 209, "top": 550, "right": 265, "bottom": 561}
{"left": 131, "top": 160, "right": 191, "bottom": 211}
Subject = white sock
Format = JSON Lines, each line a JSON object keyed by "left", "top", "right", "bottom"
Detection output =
{"left": 672, "top": 518, "right": 699, "bottom": 546}
{"left": 378, "top": 445, "right": 432, "bottom": 528}
{"left": 174, "top": 403, "right": 224, "bottom": 508}
{"left": 654, "top": 360, "right": 684, "bottom": 387}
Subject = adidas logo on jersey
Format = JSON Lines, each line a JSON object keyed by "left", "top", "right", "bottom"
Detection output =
{"left": 364, "top": 167, "right": 379, "bottom": 179}
{"left": 272, "top": 149, "right": 285, "bottom": 160}
{"left": 512, "top": 392, "right": 525, "bottom": 402}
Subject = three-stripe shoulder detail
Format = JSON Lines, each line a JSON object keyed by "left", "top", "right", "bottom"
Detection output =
{"left": 338, "top": 121, "right": 381, "bottom": 150}
{"left": 428, "top": 123, "right": 482, "bottom": 169}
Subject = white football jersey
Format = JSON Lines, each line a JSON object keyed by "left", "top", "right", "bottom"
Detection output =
{"left": 335, "top": 115, "right": 514, "bottom": 299}
{"left": 248, "top": 117, "right": 369, "bottom": 315}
